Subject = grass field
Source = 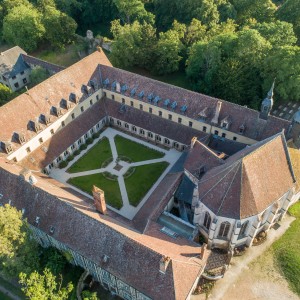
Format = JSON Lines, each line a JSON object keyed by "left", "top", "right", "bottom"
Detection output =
{"left": 114, "top": 135, "right": 164, "bottom": 162}
{"left": 125, "top": 162, "right": 169, "bottom": 207}
{"left": 68, "top": 173, "right": 122, "bottom": 209}
{"left": 273, "top": 201, "right": 300, "bottom": 296}
{"left": 67, "top": 138, "right": 112, "bottom": 173}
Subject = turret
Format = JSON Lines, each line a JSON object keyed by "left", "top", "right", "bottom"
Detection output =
{"left": 260, "top": 81, "right": 275, "bottom": 120}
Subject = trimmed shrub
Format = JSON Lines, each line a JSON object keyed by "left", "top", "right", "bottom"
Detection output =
{"left": 67, "top": 155, "right": 74, "bottom": 162}
{"left": 86, "top": 138, "right": 93, "bottom": 145}
{"left": 92, "top": 132, "right": 100, "bottom": 139}
{"left": 59, "top": 161, "right": 68, "bottom": 169}
{"left": 80, "top": 144, "right": 87, "bottom": 150}
{"left": 73, "top": 149, "right": 80, "bottom": 156}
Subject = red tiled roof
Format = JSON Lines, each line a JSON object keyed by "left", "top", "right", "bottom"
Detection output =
{"left": 198, "top": 133, "right": 295, "bottom": 219}
{"left": 0, "top": 50, "right": 111, "bottom": 152}
{"left": 99, "top": 65, "right": 290, "bottom": 141}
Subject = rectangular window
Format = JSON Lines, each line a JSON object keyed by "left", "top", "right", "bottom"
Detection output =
{"left": 222, "top": 133, "right": 226, "bottom": 138}
{"left": 39, "top": 137, "right": 43, "bottom": 144}
{"left": 72, "top": 113, "right": 75, "bottom": 119}
{"left": 233, "top": 136, "right": 237, "bottom": 141}
{"left": 62, "top": 121, "right": 65, "bottom": 127}
{"left": 214, "top": 130, "right": 219, "bottom": 135}
{"left": 178, "top": 117, "right": 182, "bottom": 124}
{"left": 130, "top": 101, "right": 133, "bottom": 107}
{"left": 14, "top": 82, "right": 19, "bottom": 88}
{"left": 50, "top": 129, "right": 54, "bottom": 135}
{"left": 20, "top": 71, "right": 25, "bottom": 75}
{"left": 122, "top": 98, "right": 125, "bottom": 104}
{"left": 111, "top": 94, "right": 114, "bottom": 100}
{"left": 26, "top": 147, "right": 31, "bottom": 153}
{"left": 168, "top": 114, "right": 172, "bottom": 120}
{"left": 90, "top": 100, "right": 93, "bottom": 106}
{"left": 203, "top": 126, "right": 207, "bottom": 132}
{"left": 189, "top": 121, "right": 193, "bottom": 127}
{"left": 140, "top": 104, "right": 143, "bottom": 110}
{"left": 159, "top": 111, "right": 162, "bottom": 117}
{"left": 149, "top": 107, "right": 152, "bottom": 113}
{"left": 81, "top": 106, "right": 84, "bottom": 112}
{"left": 23, "top": 78, "right": 27, "bottom": 84}
{"left": 12, "top": 75, "right": 16, "bottom": 80}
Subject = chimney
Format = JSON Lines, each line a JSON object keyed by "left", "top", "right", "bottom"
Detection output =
{"left": 191, "top": 137, "right": 197, "bottom": 148}
{"left": 159, "top": 256, "right": 171, "bottom": 274}
{"left": 92, "top": 185, "right": 107, "bottom": 214}
{"left": 97, "top": 46, "right": 102, "bottom": 52}
{"left": 211, "top": 101, "right": 222, "bottom": 125}
{"left": 200, "top": 243, "right": 207, "bottom": 259}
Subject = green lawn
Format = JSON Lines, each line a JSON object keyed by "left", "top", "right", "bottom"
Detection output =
{"left": 125, "top": 162, "right": 169, "bottom": 207}
{"left": 114, "top": 135, "right": 164, "bottom": 162}
{"left": 67, "top": 138, "right": 112, "bottom": 173}
{"left": 272, "top": 201, "right": 300, "bottom": 296}
{"left": 68, "top": 173, "right": 123, "bottom": 209}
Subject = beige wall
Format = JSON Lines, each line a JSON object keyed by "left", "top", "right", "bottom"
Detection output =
{"left": 103, "top": 89, "right": 257, "bottom": 145}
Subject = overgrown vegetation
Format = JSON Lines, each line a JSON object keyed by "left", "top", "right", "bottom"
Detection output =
{"left": 273, "top": 201, "right": 300, "bottom": 295}
{"left": 125, "top": 162, "right": 169, "bottom": 206}
{"left": 114, "top": 135, "right": 165, "bottom": 162}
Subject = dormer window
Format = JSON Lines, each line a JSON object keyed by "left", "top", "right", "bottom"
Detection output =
{"left": 239, "top": 124, "right": 245, "bottom": 134}
{"left": 1, "top": 141, "right": 13, "bottom": 154}
{"left": 28, "top": 120, "right": 42, "bottom": 133}
{"left": 40, "top": 114, "right": 51, "bottom": 125}
{"left": 222, "top": 122, "right": 228, "bottom": 128}
{"left": 221, "top": 116, "right": 231, "bottom": 130}
{"left": 14, "top": 132, "right": 26, "bottom": 144}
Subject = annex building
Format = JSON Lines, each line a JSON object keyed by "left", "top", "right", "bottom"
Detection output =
{"left": 0, "top": 48, "right": 299, "bottom": 299}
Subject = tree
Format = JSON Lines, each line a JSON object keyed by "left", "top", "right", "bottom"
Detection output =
{"left": 42, "top": 5, "right": 77, "bottom": 49}
{"left": 19, "top": 268, "right": 73, "bottom": 300}
{"left": 276, "top": 0, "right": 300, "bottom": 43}
{"left": 29, "top": 67, "right": 50, "bottom": 86}
{"left": 113, "top": 0, "right": 154, "bottom": 24}
{"left": 0, "top": 83, "right": 13, "bottom": 106}
{"left": 152, "top": 29, "right": 183, "bottom": 75}
{"left": 3, "top": 4, "right": 45, "bottom": 51}
{"left": 197, "top": 0, "right": 220, "bottom": 28}
{"left": 0, "top": 204, "right": 39, "bottom": 277}
{"left": 251, "top": 21, "right": 297, "bottom": 47}
{"left": 184, "top": 18, "right": 207, "bottom": 46}
{"left": 82, "top": 290, "right": 98, "bottom": 300}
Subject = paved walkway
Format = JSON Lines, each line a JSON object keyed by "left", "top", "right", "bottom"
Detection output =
{"left": 191, "top": 214, "right": 296, "bottom": 300}
{"left": 0, "top": 284, "right": 22, "bottom": 300}
{"left": 50, "top": 128, "right": 181, "bottom": 220}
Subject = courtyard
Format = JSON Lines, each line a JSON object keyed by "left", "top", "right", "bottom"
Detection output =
{"left": 50, "top": 128, "right": 181, "bottom": 219}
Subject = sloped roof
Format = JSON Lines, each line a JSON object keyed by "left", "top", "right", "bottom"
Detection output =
{"left": 0, "top": 46, "right": 28, "bottom": 77}
{"left": 184, "top": 139, "right": 224, "bottom": 177}
{"left": 198, "top": 133, "right": 295, "bottom": 219}
{"left": 99, "top": 64, "right": 290, "bottom": 141}
{"left": 0, "top": 160, "right": 207, "bottom": 300}
{"left": 0, "top": 50, "right": 111, "bottom": 151}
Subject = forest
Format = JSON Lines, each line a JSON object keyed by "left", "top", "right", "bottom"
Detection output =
{"left": 0, "top": 0, "right": 300, "bottom": 109}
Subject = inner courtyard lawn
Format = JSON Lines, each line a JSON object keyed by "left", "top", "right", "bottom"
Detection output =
{"left": 272, "top": 201, "right": 300, "bottom": 296}
{"left": 125, "top": 162, "right": 169, "bottom": 207}
{"left": 67, "top": 137, "right": 112, "bottom": 173}
{"left": 68, "top": 173, "right": 122, "bottom": 209}
{"left": 114, "top": 135, "right": 165, "bottom": 162}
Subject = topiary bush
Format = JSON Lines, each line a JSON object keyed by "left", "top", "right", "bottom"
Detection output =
{"left": 80, "top": 144, "right": 87, "bottom": 150}
{"left": 92, "top": 132, "right": 100, "bottom": 139}
{"left": 73, "top": 149, "right": 80, "bottom": 156}
{"left": 67, "top": 155, "right": 74, "bottom": 162}
{"left": 59, "top": 161, "right": 68, "bottom": 169}
{"left": 86, "top": 138, "right": 93, "bottom": 145}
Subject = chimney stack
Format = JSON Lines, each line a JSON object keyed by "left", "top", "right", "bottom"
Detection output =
{"left": 200, "top": 243, "right": 207, "bottom": 259}
{"left": 159, "top": 256, "right": 171, "bottom": 274}
{"left": 191, "top": 137, "right": 197, "bottom": 149}
{"left": 211, "top": 101, "right": 222, "bottom": 125}
{"left": 92, "top": 185, "right": 107, "bottom": 214}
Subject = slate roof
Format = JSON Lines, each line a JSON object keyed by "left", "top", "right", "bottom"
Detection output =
{"left": 0, "top": 160, "right": 207, "bottom": 300}
{"left": 174, "top": 175, "right": 196, "bottom": 205}
{"left": 198, "top": 133, "right": 296, "bottom": 219}
{"left": 0, "top": 50, "right": 111, "bottom": 152}
{"left": 0, "top": 46, "right": 29, "bottom": 77}
{"left": 99, "top": 64, "right": 291, "bottom": 142}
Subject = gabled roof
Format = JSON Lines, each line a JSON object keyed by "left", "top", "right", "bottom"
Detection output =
{"left": 99, "top": 64, "right": 290, "bottom": 141}
{"left": 198, "top": 132, "right": 295, "bottom": 219}
{"left": 0, "top": 160, "right": 207, "bottom": 300}
{"left": 184, "top": 139, "right": 224, "bottom": 177}
{"left": 0, "top": 46, "right": 28, "bottom": 77}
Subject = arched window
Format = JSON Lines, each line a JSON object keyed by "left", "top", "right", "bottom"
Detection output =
{"left": 218, "top": 222, "right": 230, "bottom": 238}
{"left": 125, "top": 123, "right": 129, "bottom": 129}
{"left": 239, "top": 221, "right": 249, "bottom": 238}
{"left": 203, "top": 212, "right": 211, "bottom": 230}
